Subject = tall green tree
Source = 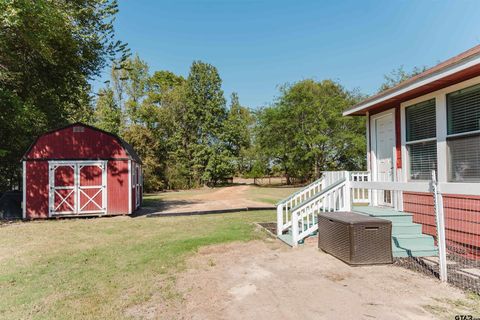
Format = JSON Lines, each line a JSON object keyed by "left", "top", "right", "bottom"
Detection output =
{"left": 0, "top": 0, "right": 128, "bottom": 191}
{"left": 256, "top": 79, "right": 366, "bottom": 183}
{"left": 180, "top": 61, "right": 229, "bottom": 186}
{"left": 224, "top": 93, "right": 253, "bottom": 155}
{"left": 256, "top": 105, "right": 299, "bottom": 184}
{"left": 93, "top": 88, "right": 123, "bottom": 135}
{"left": 123, "top": 55, "right": 150, "bottom": 124}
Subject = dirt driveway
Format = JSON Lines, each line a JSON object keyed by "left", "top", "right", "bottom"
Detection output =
{"left": 168, "top": 240, "right": 475, "bottom": 320}
{"left": 144, "top": 185, "right": 276, "bottom": 214}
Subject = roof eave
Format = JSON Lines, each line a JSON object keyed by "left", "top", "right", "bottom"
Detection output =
{"left": 343, "top": 47, "right": 480, "bottom": 117}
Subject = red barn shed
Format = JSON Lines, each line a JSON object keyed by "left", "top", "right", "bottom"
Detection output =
{"left": 22, "top": 123, "right": 143, "bottom": 219}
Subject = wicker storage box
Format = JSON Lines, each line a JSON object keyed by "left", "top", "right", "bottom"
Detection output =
{"left": 318, "top": 212, "right": 393, "bottom": 265}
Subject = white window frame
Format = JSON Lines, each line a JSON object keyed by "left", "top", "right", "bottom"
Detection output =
{"left": 400, "top": 75, "right": 480, "bottom": 195}
{"left": 445, "top": 85, "right": 480, "bottom": 183}
{"left": 403, "top": 98, "right": 437, "bottom": 181}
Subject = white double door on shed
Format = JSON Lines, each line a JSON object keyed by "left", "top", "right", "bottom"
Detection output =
{"left": 49, "top": 161, "right": 107, "bottom": 216}
{"left": 133, "top": 163, "right": 141, "bottom": 209}
{"left": 371, "top": 111, "right": 395, "bottom": 206}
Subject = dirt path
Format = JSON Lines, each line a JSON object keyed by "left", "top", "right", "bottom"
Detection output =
{"left": 168, "top": 240, "right": 472, "bottom": 320}
{"left": 148, "top": 185, "right": 274, "bottom": 214}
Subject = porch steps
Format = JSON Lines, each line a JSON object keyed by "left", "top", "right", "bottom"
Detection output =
{"left": 352, "top": 206, "right": 438, "bottom": 258}
{"left": 392, "top": 223, "right": 423, "bottom": 235}
{"left": 278, "top": 233, "right": 295, "bottom": 246}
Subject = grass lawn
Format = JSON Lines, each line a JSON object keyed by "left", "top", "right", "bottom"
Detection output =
{"left": 0, "top": 210, "right": 275, "bottom": 319}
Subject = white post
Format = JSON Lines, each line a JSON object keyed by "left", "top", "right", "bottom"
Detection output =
{"left": 291, "top": 210, "right": 298, "bottom": 247}
{"left": 396, "top": 168, "right": 404, "bottom": 211}
{"left": 344, "top": 174, "right": 352, "bottom": 212}
{"left": 432, "top": 170, "right": 448, "bottom": 283}
{"left": 74, "top": 164, "right": 79, "bottom": 214}
{"left": 48, "top": 162, "right": 54, "bottom": 217}
{"left": 128, "top": 160, "right": 132, "bottom": 214}
{"left": 276, "top": 204, "right": 283, "bottom": 236}
{"left": 367, "top": 171, "right": 372, "bottom": 205}
{"left": 102, "top": 161, "right": 108, "bottom": 212}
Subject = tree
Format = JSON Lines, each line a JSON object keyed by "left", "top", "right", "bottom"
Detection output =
{"left": 223, "top": 93, "right": 254, "bottom": 174}
{"left": 0, "top": 0, "right": 128, "bottom": 191}
{"left": 256, "top": 79, "right": 366, "bottom": 184}
{"left": 123, "top": 124, "right": 167, "bottom": 191}
{"left": 93, "top": 88, "right": 123, "bottom": 135}
{"left": 379, "top": 65, "right": 427, "bottom": 92}
{"left": 92, "top": 58, "right": 265, "bottom": 190}
{"left": 108, "top": 54, "right": 150, "bottom": 124}
{"left": 183, "top": 61, "right": 228, "bottom": 186}
{"left": 123, "top": 55, "right": 150, "bottom": 124}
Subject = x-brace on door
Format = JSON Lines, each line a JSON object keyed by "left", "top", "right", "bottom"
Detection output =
{"left": 49, "top": 161, "right": 107, "bottom": 216}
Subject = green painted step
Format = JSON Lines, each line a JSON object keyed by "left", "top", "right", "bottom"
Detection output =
{"left": 393, "top": 234, "right": 435, "bottom": 247}
{"left": 392, "top": 223, "right": 423, "bottom": 235}
{"left": 278, "top": 233, "right": 305, "bottom": 246}
{"left": 392, "top": 245, "right": 439, "bottom": 258}
{"left": 352, "top": 206, "right": 408, "bottom": 216}
{"left": 374, "top": 215, "right": 413, "bottom": 224}
{"left": 278, "top": 233, "right": 294, "bottom": 246}
{"left": 352, "top": 206, "right": 438, "bottom": 258}
{"left": 352, "top": 206, "right": 413, "bottom": 224}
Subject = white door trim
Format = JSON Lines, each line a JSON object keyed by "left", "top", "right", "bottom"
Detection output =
{"left": 370, "top": 109, "right": 397, "bottom": 206}
{"left": 128, "top": 160, "right": 132, "bottom": 214}
{"left": 48, "top": 160, "right": 107, "bottom": 216}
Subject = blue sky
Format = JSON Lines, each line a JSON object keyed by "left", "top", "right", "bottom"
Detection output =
{"left": 93, "top": 0, "right": 480, "bottom": 108}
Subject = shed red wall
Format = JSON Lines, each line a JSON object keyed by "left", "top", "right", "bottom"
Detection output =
{"left": 404, "top": 192, "right": 480, "bottom": 259}
{"left": 25, "top": 160, "right": 132, "bottom": 218}
{"left": 26, "top": 126, "right": 128, "bottom": 160}
{"left": 25, "top": 161, "right": 49, "bottom": 219}
{"left": 107, "top": 160, "right": 130, "bottom": 215}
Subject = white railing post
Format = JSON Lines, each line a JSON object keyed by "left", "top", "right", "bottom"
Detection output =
{"left": 276, "top": 204, "right": 283, "bottom": 236}
{"left": 432, "top": 170, "right": 448, "bottom": 283}
{"left": 367, "top": 171, "right": 372, "bottom": 205}
{"left": 344, "top": 176, "right": 352, "bottom": 212}
{"left": 291, "top": 210, "right": 299, "bottom": 247}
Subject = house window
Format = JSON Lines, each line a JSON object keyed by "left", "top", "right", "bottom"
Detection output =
{"left": 405, "top": 99, "right": 437, "bottom": 180}
{"left": 447, "top": 84, "right": 480, "bottom": 182}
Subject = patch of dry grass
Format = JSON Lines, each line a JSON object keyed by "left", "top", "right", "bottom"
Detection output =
{"left": 424, "top": 293, "right": 480, "bottom": 320}
{"left": 0, "top": 210, "right": 275, "bottom": 319}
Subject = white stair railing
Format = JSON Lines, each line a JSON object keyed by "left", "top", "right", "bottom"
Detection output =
{"left": 276, "top": 171, "right": 349, "bottom": 236}
{"left": 350, "top": 171, "right": 371, "bottom": 204}
{"left": 290, "top": 177, "right": 350, "bottom": 246}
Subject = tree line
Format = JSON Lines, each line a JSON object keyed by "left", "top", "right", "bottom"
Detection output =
{"left": 0, "top": 0, "right": 420, "bottom": 192}
{"left": 89, "top": 55, "right": 369, "bottom": 190}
